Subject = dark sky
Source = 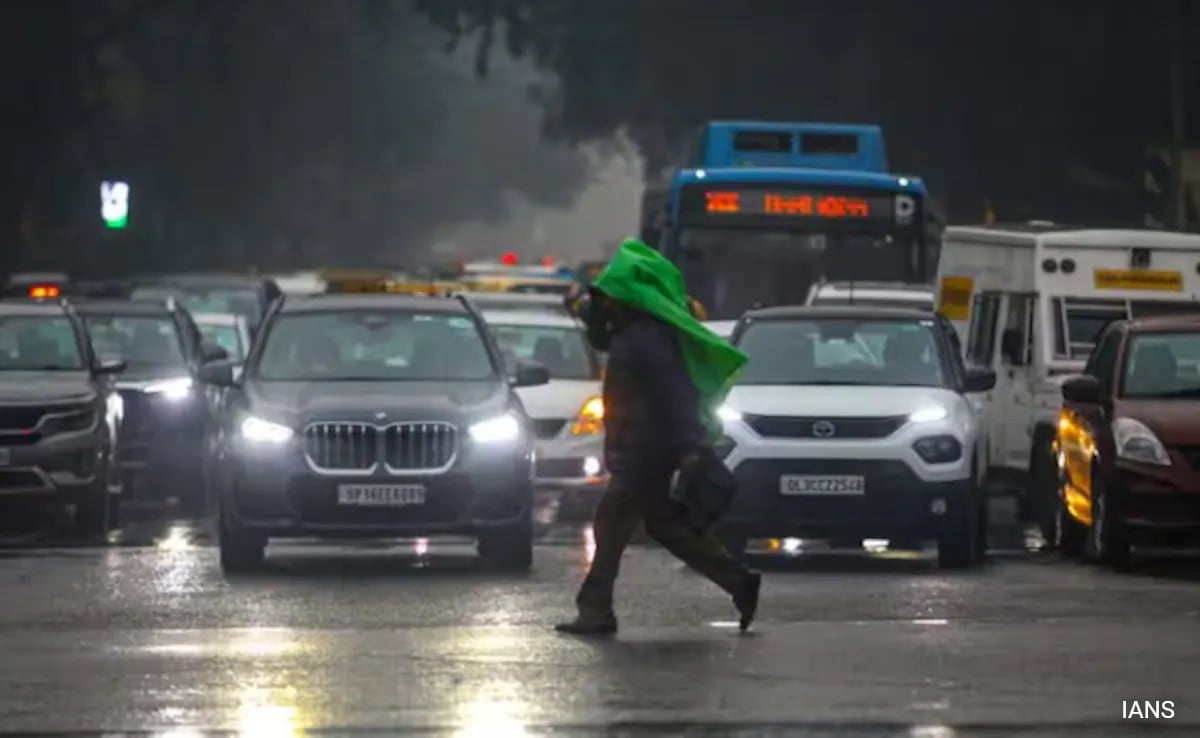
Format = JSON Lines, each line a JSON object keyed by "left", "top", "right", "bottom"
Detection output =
{"left": 2, "top": 0, "right": 1196, "bottom": 276}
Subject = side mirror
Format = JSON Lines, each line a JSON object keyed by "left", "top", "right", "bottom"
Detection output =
{"left": 1062, "top": 374, "right": 1102, "bottom": 405}
{"left": 200, "top": 340, "right": 229, "bottom": 363}
{"left": 963, "top": 366, "right": 996, "bottom": 393}
{"left": 198, "top": 359, "right": 238, "bottom": 387}
{"left": 94, "top": 358, "right": 126, "bottom": 375}
{"left": 513, "top": 361, "right": 550, "bottom": 388}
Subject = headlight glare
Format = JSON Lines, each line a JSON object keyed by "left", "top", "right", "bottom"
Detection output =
{"left": 717, "top": 405, "right": 742, "bottom": 422}
{"left": 909, "top": 405, "right": 949, "bottom": 424}
{"left": 1113, "top": 417, "right": 1170, "bottom": 466}
{"left": 570, "top": 396, "right": 604, "bottom": 436}
{"left": 240, "top": 416, "right": 294, "bottom": 444}
{"left": 144, "top": 376, "right": 193, "bottom": 401}
{"left": 470, "top": 413, "right": 522, "bottom": 443}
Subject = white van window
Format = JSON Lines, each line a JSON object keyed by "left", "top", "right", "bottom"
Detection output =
{"left": 966, "top": 293, "right": 1001, "bottom": 366}
{"left": 1052, "top": 298, "right": 1200, "bottom": 360}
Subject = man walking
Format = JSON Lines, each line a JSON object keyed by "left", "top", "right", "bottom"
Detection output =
{"left": 556, "top": 240, "right": 761, "bottom": 636}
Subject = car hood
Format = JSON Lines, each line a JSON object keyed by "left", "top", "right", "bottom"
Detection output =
{"left": 1114, "top": 398, "right": 1200, "bottom": 447}
{"left": 725, "top": 384, "right": 962, "bottom": 418}
{"left": 248, "top": 380, "right": 510, "bottom": 426}
{"left": 0, "top": 372, "right": 96, "bottom": 404}
{"left": 515, "top": 379, "right": 599, "bottom": 420}
{"left": 115, "top": 366, "right": 193, "bottom": 389}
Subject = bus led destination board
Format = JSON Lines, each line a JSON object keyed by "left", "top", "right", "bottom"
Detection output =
{"left": 678, "top": 185, "right": 907, "bottom": 225}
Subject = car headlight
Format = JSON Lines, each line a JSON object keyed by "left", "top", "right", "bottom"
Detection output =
{"left": 913, "top": 435, "right": 963, "bottom": 464}
{"left": 909, "top": 405, "right": 949, "bottom": 424}
{"left": 1113, "top": 417, "right": 1170, "bottom": 466}
{"left": 469, "top": 413, "right": 522, "bottom": 443}
{"left": 240, "top": 416, "right": 294, "bottom": 444}
{"left": 570, "top": 396, "right": 604, "bottom": 436}
{"left": 717, "top": 405, "right": 742, "bottom": 422}
{"left": 144, "top": 377, "right": 193, "bottom": 401}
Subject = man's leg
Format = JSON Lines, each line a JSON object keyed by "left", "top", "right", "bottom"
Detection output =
{"left": 643, "top": 492, "right": 762, "bottom": 631}
{"left": 557, "top": 475, "right": 640, "bottom": 633}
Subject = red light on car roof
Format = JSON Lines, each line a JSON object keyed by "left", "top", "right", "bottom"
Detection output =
{"left": 29, "top": 285, "right": 60, "bottom": 298}
{"left": 500, "top": 251, "right": 519, "bottom": 266}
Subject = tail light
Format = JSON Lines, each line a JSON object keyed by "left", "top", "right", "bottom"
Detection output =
{"left": 29, "top": 285, "right": 61, "bottom": 299}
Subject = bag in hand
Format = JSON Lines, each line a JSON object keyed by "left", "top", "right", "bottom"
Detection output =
{"left": 668, "top": 447, "right": 737, "bottom": 532}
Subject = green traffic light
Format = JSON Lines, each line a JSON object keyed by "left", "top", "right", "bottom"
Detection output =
{"left": 104, "top": 215, "right": 128, "bottom": 229}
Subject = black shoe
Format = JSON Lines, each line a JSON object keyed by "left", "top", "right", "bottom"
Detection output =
{"left": 555, "top": 613, "right": 618, "bottom": 635}
{"left": 734, "top": 570, "right": 761, "bottom": 632}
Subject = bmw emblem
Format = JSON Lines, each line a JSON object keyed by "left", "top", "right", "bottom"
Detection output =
{"left": 812, "top": 420, "right": 836, "bottom": 438}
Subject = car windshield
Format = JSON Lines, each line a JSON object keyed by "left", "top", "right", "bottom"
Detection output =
{"left": 0, "top": 316, "right": 85, "bottom": 371}
{"left": 177, "top": 289, "right": 261, "bottom": 327}
{"left": 489, "top": 322, "right": 597, "bottom": 380}
{"left": 198, "top": 322, "right": 245, "bottom": 362}
{"left": 735, "top": 317, "right": 946, "bottom": 387}
{"left": 82, "top": 314, "right": 186, "bottom": 369}
{"left": 1121, "top": 331, "right": 1200, "bottom": 399}
{"left": 1053, "top": 297, "right": 1200, "bottom": 360}
{"left": 256, "top": 310, "right": 496, "bottom": 381}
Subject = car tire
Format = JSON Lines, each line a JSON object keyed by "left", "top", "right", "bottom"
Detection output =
{"left": 937, "top": 497, "right": 978, "bottom": 570}
{"left": 1084, "top": 468, "right": 1130, "bottom": 567}
{"left": 1052, "top": 481, "right": 1085, "bottom": 556}
{"left": 73, "top": 478, "right": 111, "bottom": 541}
{"left": 1029, "top": 427, "right": 1058, "bottom": 538}
{"left": 478, "top": 517, "right": 534, "bottom": 572}
{"left": 218, "top": 508, "right": 265, "bottom": 574}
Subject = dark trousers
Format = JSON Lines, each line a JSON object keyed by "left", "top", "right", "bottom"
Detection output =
{"left": 576, "top": 470, "right": 750, "bottom": 615}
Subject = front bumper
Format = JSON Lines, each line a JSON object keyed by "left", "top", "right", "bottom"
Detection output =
{"left": 224, "top": 443, "right": 533, "bottom": 538}
{"left": 721, "top": 457, "right": 974, "bottom": 540}
{"left": 1115, "top": 460, "right": 1200, "bottom": 543}
{"left": 0, "top": 427, "right": 102, "bottom": 499}
{"left": 532, "top": 433, "right": 608, "bottom": 517}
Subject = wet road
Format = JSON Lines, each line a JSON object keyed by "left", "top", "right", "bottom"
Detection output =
{"left": 0, "top": 511, "right": 1198, "bottom": 735}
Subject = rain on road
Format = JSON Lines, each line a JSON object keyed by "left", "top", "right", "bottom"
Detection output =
{"left": 0, "top": 511, "right": 1198, "bottom": 736}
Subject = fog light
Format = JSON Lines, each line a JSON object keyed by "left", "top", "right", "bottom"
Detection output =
{"left": 930, "top": 498, "right": 947, "bottom": 516}
{"left": 582, "top": 456, "right": 602, "bottom": 477}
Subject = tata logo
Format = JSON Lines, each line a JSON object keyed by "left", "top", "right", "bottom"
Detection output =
{"left": 812, "top": 420, "right": 836, "bottom": 438}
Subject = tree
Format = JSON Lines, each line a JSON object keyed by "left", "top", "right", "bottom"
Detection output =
{"left": 418, "top": 0, "right": 1197, "bottom": 224}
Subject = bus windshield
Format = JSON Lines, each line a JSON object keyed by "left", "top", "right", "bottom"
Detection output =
{"left": 676, "top": 228, "right": 918, "bottom": 320}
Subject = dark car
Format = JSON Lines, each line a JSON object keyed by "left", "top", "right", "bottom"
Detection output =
{"left": 131, "top": 273, "right": 282, "bottom": 338}
{"left": 0, "top": 300, "right": 125, "bottom": 536}
{"left": 1054, "top": 314, "right": 1200, "bottom": 564}
{"left": 74, "top": 299, "right": 227, "bottom": 512}
{"left": 201, "top": 293, "right": 550, "bottom": 574}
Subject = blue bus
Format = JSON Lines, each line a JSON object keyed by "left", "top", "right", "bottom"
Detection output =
{"left": 641, "top": 121, "right": 930, "bottom": 320}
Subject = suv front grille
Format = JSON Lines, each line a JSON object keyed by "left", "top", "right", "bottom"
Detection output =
{"left": 0, "top": 406, "right": 49, "bottom": 430}
{"left": 743, "top": 414, "right": 908, "bottom": 440}
{"left": 304, "top": 423, "right": 378, "bottom": 471}
{"left": 383, "top": 423, "right": 457, "bottom": 470}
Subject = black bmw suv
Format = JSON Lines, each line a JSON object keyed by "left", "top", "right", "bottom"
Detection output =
{"left": 202, "top": 294, "right": 550, "bottom": 573}
{"left": 0, "top": 300, "right": 125, "bottom": 536}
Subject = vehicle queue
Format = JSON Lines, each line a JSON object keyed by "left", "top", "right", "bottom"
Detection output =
{"left": 1, "top": 230, "right": 1199, "bottom": 575}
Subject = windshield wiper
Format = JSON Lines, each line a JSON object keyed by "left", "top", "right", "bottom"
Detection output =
{"left": 17, "top": 365, "right": 83, "bottom": 371}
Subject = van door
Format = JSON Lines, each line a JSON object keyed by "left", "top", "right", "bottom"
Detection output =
{"left": 995, "top": 293, "right": 1037, "bottom": 470}
{"left": 965, "top": 291, "right": 1002, "bottom": 460}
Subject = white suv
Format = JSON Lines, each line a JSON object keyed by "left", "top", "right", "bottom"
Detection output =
{"left": 717, "top": 306, "right": 995, "bottom": 568}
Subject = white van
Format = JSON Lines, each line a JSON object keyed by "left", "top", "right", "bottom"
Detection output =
{"left": 935, "top": 223, "right": 1200, "bottom": 530}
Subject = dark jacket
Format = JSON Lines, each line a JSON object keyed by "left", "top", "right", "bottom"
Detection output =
{"left": 602, "top": 310, "right": 707, "bottom": 476}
